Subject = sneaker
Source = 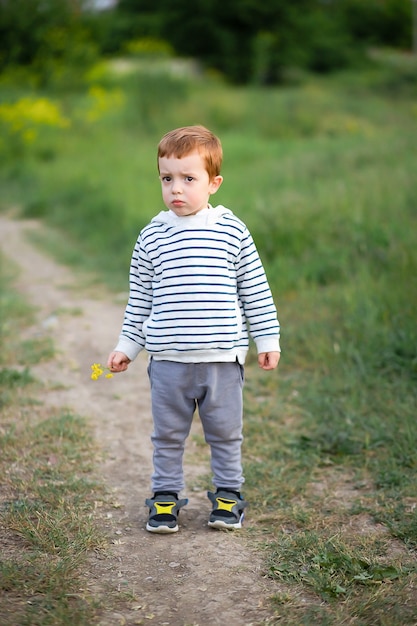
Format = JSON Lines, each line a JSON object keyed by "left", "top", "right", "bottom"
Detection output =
{"left": 207, "top": 489, "right": 248, "bottom": 530}
{"left": 145, "top": 492, "right": 188, "bottom": 534}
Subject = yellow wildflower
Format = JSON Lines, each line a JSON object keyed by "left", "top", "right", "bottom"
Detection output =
{"left": 0, "top": 97, "right": 70, "bottom": 130}
{"left": 91, "top": 363, "right": 113, "bottom": 380}
{"left": 0, "top": 96, "right": 70, "bottom": 155}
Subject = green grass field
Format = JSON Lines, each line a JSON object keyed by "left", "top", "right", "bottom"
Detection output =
{"left": 1, "top": 50, "right": 416, "bottom": 623}
{"left": 0, "top": 256, "right": 107, "bottom": 625}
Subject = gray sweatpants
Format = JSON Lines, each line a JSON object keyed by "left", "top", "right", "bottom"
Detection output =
{"left": 147, "top": 359, "right": 245, "bottom": 494}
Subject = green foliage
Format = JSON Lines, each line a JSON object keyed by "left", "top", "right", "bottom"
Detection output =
{"left": 268, "top": 532, "right": 410, "bottom": 599}
{"left": 123, "top": 69, "right": 190, "bottom": 132}
{"left": 0, "top": 265, "right": 106, "bottom": 626}
{"left": 1, "top": 55, "right": 417, "bottom": 622}
{"left": 0, "top": 96, "right": 71, "bottom": 159}
{"left": 0, "top": 368, "right": 34, "bottom": 388}
{"left": 112, "top": 0, "right": 413, "bottom": 83}
{"left": 0, "top": 408, "right": 103, "bottom": 625}
{"left": 0, "top": 368, "right": 34, "bottom": 410}
{"left": 123, "top": 36, "right": 174, "bottom": 58}
{"left": 341, "top": 0, "right": 413, "bottom": 49}
{"left": 0, "top": 0, "right": 413, "bottom": 85}
{"left": 0, "top": 0, "right": 99, "bottom": 88}
{"left": 0, "top": 0, "right": 71, "bottom": 68}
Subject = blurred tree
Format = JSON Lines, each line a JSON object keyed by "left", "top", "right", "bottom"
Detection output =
{"left": 0, "top": 0, "right": 412, "bottom": 84}
{"left": 111, "top": 0, "right": 164, "bottom": 48}
{"left": 0, "top": 0, "right": 69, "bottom": 68}
{"left": 340, "top": 0, "right": 412, "bottom": 49}
{"left": 112, "top": 0, "right": 362, "bottom": 83}
{"left": 0, "top": 0, "right": 99, "bottom": 85}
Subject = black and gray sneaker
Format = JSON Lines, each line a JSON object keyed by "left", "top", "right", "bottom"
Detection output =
{"left": 145, "top": 492, "right": 188, "bottom": 534}
{"left": 207, "top": 489, "right": 248, "bottom": 530}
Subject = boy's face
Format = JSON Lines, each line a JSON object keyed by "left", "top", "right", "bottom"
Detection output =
{"left": 158, "top": 150, "right": 223, "bottom": 217}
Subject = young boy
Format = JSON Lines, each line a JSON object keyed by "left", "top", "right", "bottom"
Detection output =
{"left": 107, "top": 125, "right": 280, "bottom": 533}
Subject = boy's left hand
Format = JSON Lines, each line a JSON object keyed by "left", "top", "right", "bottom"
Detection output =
{"left": 258, "top": 351, "right": 280, "bottom": 370}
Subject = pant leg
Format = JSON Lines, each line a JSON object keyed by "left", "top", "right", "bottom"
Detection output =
{"left": 148, "top": 360, "right": 196, "bottom": 493}
{"left": 196, "top": 361, "right": 245, "bottom": 491}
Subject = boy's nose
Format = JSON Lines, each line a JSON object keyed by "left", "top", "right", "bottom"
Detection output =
{"left": 171, "top": 178, "right": 183, "bottom": 193}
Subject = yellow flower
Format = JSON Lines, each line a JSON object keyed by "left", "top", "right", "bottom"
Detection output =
{"left": 91, "top": 363, "right": 113, "bottom": 380}
{"left": 0, "top": 96, "right": 70, "bottom": 155}
{"left": 0, "top": 97, "right": 70, "bottom": 130}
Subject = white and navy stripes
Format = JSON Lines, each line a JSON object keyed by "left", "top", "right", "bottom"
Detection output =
{"left": 114, "top": 206, "right": 280, "bottom": 363}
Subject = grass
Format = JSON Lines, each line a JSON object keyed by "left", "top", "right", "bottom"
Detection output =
{"left": 1, "top": 50, "right": 417, "bottom": 623}
{"left": 241, "top": 339, "right": 417, "bottom": 622}
{"left": 0, "top": 257, "right": 107, "bottom": 626}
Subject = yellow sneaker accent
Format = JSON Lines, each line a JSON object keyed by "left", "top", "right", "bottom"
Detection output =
{"left": 154, "top": 501, "right": 176, "bottom": 515}
{"left": 215, "top": 497, "right": 237, "bottom": 513}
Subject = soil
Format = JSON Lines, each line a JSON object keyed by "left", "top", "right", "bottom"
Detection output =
{"left": 0, "top": 215, "right": 280, "bottom": 626}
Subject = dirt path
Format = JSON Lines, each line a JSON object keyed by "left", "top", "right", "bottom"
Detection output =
{"left": 0, "top": 215, "right": 279, "bottom": 626}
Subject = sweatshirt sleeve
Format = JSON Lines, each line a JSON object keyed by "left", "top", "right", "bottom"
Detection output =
{"left": 236, "top": 228, "right": 281, "bottom": 353}
{"left": 113, "top": 237, "right": 154, "bottom": 361}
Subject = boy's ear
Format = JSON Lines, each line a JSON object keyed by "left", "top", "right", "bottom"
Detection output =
{"left": 209, "top": 175, "right": 223, "bottom": 194}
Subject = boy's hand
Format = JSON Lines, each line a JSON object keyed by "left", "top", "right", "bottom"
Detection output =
{"left": 107, "top": 351, "right": 131, "bottom": 373}
{"left": 258, "top": 351, "right": 280, "bottom": 371}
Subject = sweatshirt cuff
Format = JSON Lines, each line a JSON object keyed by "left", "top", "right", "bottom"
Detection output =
{"left": 113, "top": 336, "right": 143, "bottom": 361}
{"left": 255, "top": 336, "right": 281, "bottom": 354}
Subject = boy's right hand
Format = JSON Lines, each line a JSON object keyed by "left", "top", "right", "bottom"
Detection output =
{"left": 107, "top": 351, "right": 131, "bottom": 373}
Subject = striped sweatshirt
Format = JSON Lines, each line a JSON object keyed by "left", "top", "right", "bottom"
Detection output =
{"left": 114, "top": 204, "right": 280, "bottom": 363}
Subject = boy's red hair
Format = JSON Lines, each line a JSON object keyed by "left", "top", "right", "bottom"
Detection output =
{"left": 158, "top": 125, "right": 223, "bottom": 179}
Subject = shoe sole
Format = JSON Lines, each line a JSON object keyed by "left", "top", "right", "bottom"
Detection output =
{"left": 146, "top": 522, "right": 179, "bottom": 533}
{"left": 208, "top": 512, "right": 245, "bottom": 530}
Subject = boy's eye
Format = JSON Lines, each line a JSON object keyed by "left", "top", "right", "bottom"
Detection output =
{"left": 185, "top": 176, "right": 194, "bottom": 182}
{"left": 162, "top": 176, "right": 171, "bottom": 182}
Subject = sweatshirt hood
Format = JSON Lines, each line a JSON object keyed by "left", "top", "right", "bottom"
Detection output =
{"left": 150, "top": 204, "right": 233, "bottom": 227}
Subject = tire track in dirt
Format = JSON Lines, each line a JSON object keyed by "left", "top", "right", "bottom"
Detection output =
{"left": 0, "top": 215, "right": 279, "bottom": 626}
